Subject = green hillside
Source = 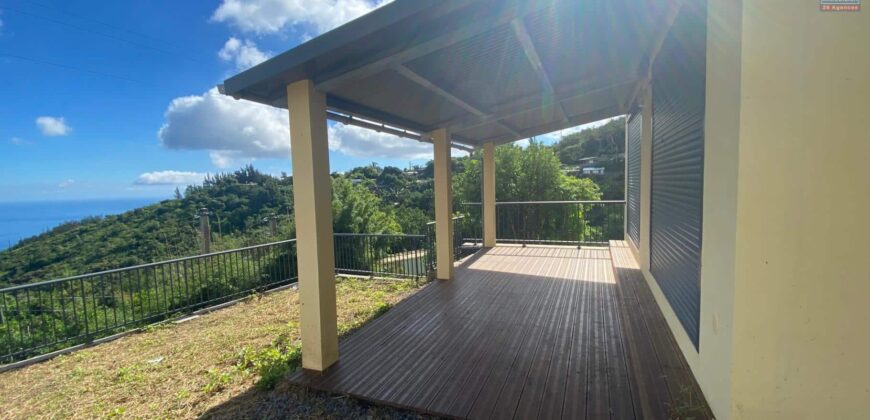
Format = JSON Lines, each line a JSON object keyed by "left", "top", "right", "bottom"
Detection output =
{"left": 0, "top": 166, "right": 402, "bottom": 287}
{"left": 553, "top": 117, "right": 626, "bottom": 199}
{"left": 0, "top": 119, "right": 625, "bottom": 287}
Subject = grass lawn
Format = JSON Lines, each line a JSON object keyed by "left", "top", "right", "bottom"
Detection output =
{"left": 0, "top": 277, "right": 424, "bottom": 419}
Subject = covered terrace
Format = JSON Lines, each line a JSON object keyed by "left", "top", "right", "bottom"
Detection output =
{"left": 220, "top": 0, "right": 710, "bottom": 417}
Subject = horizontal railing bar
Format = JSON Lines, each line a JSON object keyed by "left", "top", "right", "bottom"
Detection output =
{"left": 0, "top": 239, "right": 298, "bottom": 292}
{"left": 335, "top": 268, "right": 419, "bottom": 279}
{"left": 495, "top": 238, "right": 609, "bottom": 245}
{"left": 333, "top": 233, "right": 426, "bottom": 238}
{"left": 426, "top": 215, "right": 465, "bottom": 226}
{"left": 459, "top": 200, "right": 626, "bottom": 205}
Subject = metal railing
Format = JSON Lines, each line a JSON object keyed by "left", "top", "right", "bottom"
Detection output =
{"left": 0, "top": 231, "right": 436, "bottom": 364}
{"left": 426, "top": 215, "right": 481, "bottom": 262}
{"left": 0, "top": 240, "right": 298, "bottom": 364}
{"left": 0, "top": 199, "right": 624, "bottom": 365}
{"left": 456, "top": 200, "right": 626, "bottom": 246}
{"left": 333, "top": 233, "right": 431, "bottom": 280}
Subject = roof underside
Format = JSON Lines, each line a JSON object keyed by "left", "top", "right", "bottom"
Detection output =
{"left": 222, "top": 0, "right": 678, "bottom": 148}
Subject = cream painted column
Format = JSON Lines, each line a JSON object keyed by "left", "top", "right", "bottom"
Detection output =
{"left": 638, "top": 80, "right": 653, "bottom": 272}
{"left": 482, "top": 142, "right": 496, "bottom": 247}
{"left": 432, "top": 128, "right": 454, "bottom": 280}
{"left": 287, "top": 80, "right": 338, "bottom": 372}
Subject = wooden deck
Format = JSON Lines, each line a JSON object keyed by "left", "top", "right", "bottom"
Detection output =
{"left": 290, "top": 242, "right": 711, "bottom": 419}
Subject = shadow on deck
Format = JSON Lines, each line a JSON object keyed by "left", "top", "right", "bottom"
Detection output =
{"left": 202, "top": 243, "right": 712, "bottom": 419}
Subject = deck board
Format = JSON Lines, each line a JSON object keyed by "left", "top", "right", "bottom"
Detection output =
{"left": 290, "top": 244, "right": 712, "bottom": 419}
{"left": 426, "top": 253, "right": 545, "bottom": 415}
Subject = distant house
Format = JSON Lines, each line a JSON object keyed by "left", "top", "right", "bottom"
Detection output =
{"left": 403, "top": 167, "right": 421, "bottom": 176}
{"left": 582, "top": 167, "right": 605, "bottom": 175}
{"left": 577, "top": 157, "right": 598, "bottom": 167}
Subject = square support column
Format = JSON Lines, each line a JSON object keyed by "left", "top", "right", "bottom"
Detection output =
{"left": 482, "top": 142, "right": 496, "bottom": 247}
{"left": 287, "top": 79, "right": 338, "bottom": 372}
{"left": 432, "top": 128, "right": 454, "bottom": 280}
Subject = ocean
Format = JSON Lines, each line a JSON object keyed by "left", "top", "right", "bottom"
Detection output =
{"left": 0, "top": 198, "right": 161, "bottom": 251}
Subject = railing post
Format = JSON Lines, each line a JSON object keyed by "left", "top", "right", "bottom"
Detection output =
{"left": 425, "top": 223, "right": 436, "bottom": 279}
{"left": 269, "top": 214, "right": 278, "bottom": 237}
{"left": 79, "top": 278, "right": 90, "bottom": 343}
{"left": 199, "top": 208, "right": 211, "bottom": 254}
{"left": 576, "top": 202, "right": 582, "bottom": 248}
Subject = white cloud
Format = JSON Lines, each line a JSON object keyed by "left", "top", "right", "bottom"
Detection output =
{"left": 58, "top": 179, "right": 75, "bottom": 188}
{"left": 36, "top": 116, "right": 72, "bottom": 136}
{"left": 159, "top": 88, "right": 465, "bottom": 167}
{"left": 328, "top": 124, "right": 435, "bottom": 160}
{"left": 10, "top": 137, "right": 28, "bottom": 146}
{"left": 158, "top": 88, "right": 290, "bottom": 165}
{"left": 211, "top": 0, "right": 392, "bottom": 35}
{"left": 208, "top": 150, "right": 252, "bottom": 168}
{"left": 135, "top": 171, "right": 207, "bottom": 185}
{"left": 218, "top": 37, "right": 270, "bottom": 70}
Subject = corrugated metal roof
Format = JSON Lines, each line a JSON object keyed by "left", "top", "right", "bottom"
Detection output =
{"left": 221, "top": 0, "right": 679, "bottom": 148}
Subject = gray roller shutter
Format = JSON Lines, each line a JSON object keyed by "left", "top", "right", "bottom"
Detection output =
{"left": 626, "top": 111, "right": 642, "bottom": 247}
{"left": 649, "top": 1, "right": 706, "bottom": 349}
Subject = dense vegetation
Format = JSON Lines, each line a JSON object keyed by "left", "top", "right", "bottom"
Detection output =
{"left": 453, "top": 139, "right": 623, "bottom": 244}
{"left": 0, "top": 117, "right": 627, "bottom": 362}
{"left": 0, "top": 117, "right": 626, "bottom": 288}
{"left": 454, "top": 140, "right": 603, "bottom": 203}
{"left": 0, "top": 167, "right": 400, "bottom": 287}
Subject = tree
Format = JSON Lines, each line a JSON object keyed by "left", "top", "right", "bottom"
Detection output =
{"left": 454, "top": 140, "right": 601, "bottom": 204}
{"left": 453, "top": 141, "right": 603, "bottom": 243}
{"left": 331, "top": 178, "right": 401, "bottom": 234}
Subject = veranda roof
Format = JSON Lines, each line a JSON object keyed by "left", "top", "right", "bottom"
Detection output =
{"left": 220, "top": 0, "right": 678, "bottom": 148}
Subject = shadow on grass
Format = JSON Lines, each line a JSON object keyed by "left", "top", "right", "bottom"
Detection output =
{"left": 199, "top": 379, "right": 432, "bottom": 419}
{"left": 200, "top": 278, "right": 434, "bottom": 419}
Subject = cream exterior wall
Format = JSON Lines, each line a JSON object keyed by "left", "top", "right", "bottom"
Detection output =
{"left": 727, "top": 1, "right": 870, "bottom": 418}
{"left": 692, "top": 0, "right": 742, "bottom": 415}
{"left": 636, "top": 1, "right": 870, "bottom": 418}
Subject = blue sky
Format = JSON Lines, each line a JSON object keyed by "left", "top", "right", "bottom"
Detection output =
{"left": 0, "top": 0, "right": 608, "bottom": 203}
